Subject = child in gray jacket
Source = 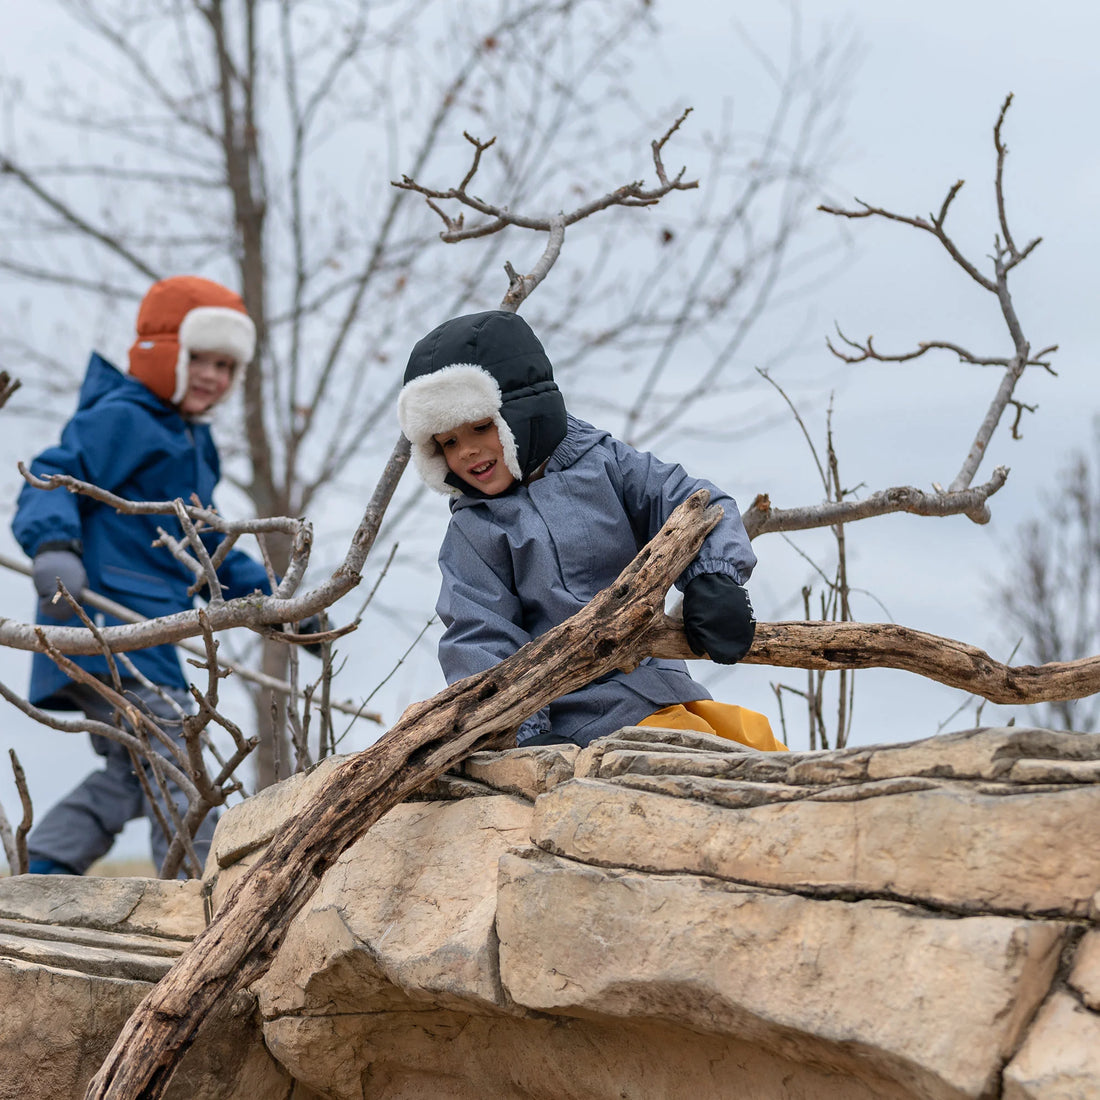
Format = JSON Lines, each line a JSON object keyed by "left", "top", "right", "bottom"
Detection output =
{"left": 397, "top": 310, "right": 783, "bottom": 751}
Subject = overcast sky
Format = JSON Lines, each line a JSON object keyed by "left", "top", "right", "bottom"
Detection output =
{"left": 1, "top": 0, "right": 1097, "bottom": 866}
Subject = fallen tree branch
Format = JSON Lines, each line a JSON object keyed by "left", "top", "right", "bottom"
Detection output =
{"left": 645, "top": 617, "right": 1100, "bottom": 706}
{"left": 86, "top": 490, "right": 723, "bottom": 1099}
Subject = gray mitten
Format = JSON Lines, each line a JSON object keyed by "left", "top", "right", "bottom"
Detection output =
{"left": 33, "top": 546, "right": 87, "bottom": 621}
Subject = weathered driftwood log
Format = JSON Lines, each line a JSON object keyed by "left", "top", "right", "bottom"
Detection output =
{"left": 86, "top": 491, "right": 722, "bottom": 1099}
{"left": 644, "top": 619, "right": 1100, "bottom": 705}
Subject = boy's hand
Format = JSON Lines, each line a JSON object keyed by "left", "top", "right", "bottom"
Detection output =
{"left": 682, "top": 574, "right": 756, "bottom": 665}
{"left": 32, "top": 547, "right": 87, "bottom": 621}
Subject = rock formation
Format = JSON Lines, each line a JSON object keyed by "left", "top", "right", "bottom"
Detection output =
{"left": 2, "top": 724, "right": 1099, "bottom": 1099}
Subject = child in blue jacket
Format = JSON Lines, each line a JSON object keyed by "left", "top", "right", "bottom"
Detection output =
{"left": 397, "top": 310, "right": 783, "bottom": 751}
{"left": 13, "top": 275, "right": 273, "bottom": 875}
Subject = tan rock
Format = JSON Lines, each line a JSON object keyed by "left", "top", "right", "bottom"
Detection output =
{"left": 460, "top": 743, "right": 579, "bottom": 799}
{"left": 1068, "top": 930, "right": 1100, "bottom": 1010}
{"left": 0, "top": 943, "right": 297, "bottom": 1100}
{"left": 254, "top": 794, "right": 533, "bottom": 1019}
{"left": 0, "top": 918, "right": 184, "bottom": 982}
{"left": 206, "top": 754, "right": 347, "bottom": 872}
{"left": 580, "top": 727, "right": 1100, "bottom": 790}
{"left": 497, "top": 846, "right": 1066, "bottom": 1100}
{"left": 531, "top": 776, "right": 1100, "bottom": 916}
{"left": 0, "top": 874, "right": 204, "bottom": 939}
{"left": 864, "top": 727, "right": 1100, "bottom": 783}
{"left": 264, "top": 1008, "right": 918, "bottom": 1100}
{"left": 0, "top": 957, "right": 147, "bottom": 1100}
{"left": 1009, "top": 759, "right": 1100, "bottom": 784}
{"left": 1002, "top": 992, "right": 1100, "bottom": 1099}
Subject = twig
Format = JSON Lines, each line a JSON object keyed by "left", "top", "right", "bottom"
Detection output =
{"left": 0, "top": 749, "right": 32, "bottom": 875}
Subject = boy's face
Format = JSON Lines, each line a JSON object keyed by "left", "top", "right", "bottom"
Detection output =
{"left": 180, "top": 350, "right": 236, "bottom": 415}
{"left": 433, "top": 418, "right": 515, "bottom": 496}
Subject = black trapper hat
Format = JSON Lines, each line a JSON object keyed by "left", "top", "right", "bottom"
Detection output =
{"left": 397, "top": 310, "right": 568, "bottom": 496}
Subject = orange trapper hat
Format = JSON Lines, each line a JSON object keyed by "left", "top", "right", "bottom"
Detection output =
{"left": 128, "top": 275, "right": 256, "bottom": 404}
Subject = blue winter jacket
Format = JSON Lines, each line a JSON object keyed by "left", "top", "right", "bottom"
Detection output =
{"left": 12, "top": 353, "right": 272, "bottom": 708}
{"left": 436, "top": 416, "right": 757, "bottom": 746}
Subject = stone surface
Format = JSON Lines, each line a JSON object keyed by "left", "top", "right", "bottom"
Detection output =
{"left": 0, "top": 874, "right": 204, "bottom": 939}
{"left": 205, "top": 754, "right": 347, "bottom": 872}
{"left": 1002, "top": 992, "right": 1100, "bottom": 1100}
{"left": 0, "top": 871, "right": 301, "bottom": 1100}
{"left": 531, "top": 775, "right": 1100, "bottom": 916}
{"left": 459, "top": 743, "right": 579, "bottom": 799}
{"left": 1068, "top": 930, "right": 1100, "bottom": 1010}
{"left": 497, "top": 845, "right": 1065, "bottom": 1100}
{"left": 254, "top": 794, "right": 533, "bottom": 1019}
{"left": 264, "top": 1009, "right": 918, "bottom": 1100}
{"left": 5, "top": 724, "right": 1100, "bottom": 1099}
{"left": 0, "top": 944, "right": 301, "bottom": 1100}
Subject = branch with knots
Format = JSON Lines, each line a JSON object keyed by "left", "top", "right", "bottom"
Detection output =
{"left": 819, "top": 93, "right": 1054, "bottom": 495}
{"left": 3, "top": 442, "right": 410, "bottom": 664}
{"left": 392, "top": 109, "right": 699, "bottom": 311}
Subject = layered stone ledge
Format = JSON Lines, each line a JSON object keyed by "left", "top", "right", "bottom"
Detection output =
{"left": 2, "top": 725, "right": 1098, "bottom": 1099}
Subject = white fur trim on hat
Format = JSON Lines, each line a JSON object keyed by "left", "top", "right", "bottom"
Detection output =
{"left": 172, "top": 306, "right": 257, "bottom": 405}
{"left": 397, "top": 363, "right": 521, "bottom": 495}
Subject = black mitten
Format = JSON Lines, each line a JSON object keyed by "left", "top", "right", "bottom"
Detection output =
{"left": 681, "top": 573, "right": 756, "bottom": 665}
{"left": 296, "top": 614, "right": 325, "bottom": 658}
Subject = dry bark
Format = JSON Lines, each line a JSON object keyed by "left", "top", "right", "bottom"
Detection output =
{"left": 85, "top": 491, "right": 721, "bottom": 1099}
{"left": 644, "top": 618, "right": 1100, "bottom": 706}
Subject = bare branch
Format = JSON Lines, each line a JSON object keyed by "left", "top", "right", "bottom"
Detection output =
{"left": 819, "top": 184, "right": 995, "bottom": 293}
{"left": 826, "top": 326, "right": 1056, "bottom": 370}
{"left": 0, "top": 370, "right": 21, "bottom": 411}
{"left": 819, "top": 97, "right": 1052, "bottom": 494}
{"left": 0, "top": 153, "right": 160, "bottom": 280}
{"left": 744, "top": 466, "right": 1010, "bottom": 537}
{"left": 500, "top": 213, "right": 565, "bottom": 312}
{"left": 0, "top": 750, "right": 32, "bottom": 875}
{"left": 0, "top": 551, "right": 382, "bottom": 725}
{"left": 392, "top": 113, "right": 698, "bottom": 245}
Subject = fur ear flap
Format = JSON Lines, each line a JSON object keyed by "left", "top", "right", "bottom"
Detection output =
{"left": 398, "top": 364, "right": 502, "bottom": 442}
{"left": 398, "top": 363, "right": 523, "bottom": 494}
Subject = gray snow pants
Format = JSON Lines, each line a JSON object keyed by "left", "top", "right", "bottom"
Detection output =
{"left": 26, "top": 681, "right": 217, "bottom": 876}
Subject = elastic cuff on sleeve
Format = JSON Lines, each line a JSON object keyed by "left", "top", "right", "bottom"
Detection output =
{"left": 676, "top": 560, "right": 744, "bottom": 590}
{"left": 35, "top": 538, "right": 85, "bottom": 557}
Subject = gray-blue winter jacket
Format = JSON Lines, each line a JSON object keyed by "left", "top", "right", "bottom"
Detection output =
{"left": 436, "top": 416, "right": 757, "bottom": 745}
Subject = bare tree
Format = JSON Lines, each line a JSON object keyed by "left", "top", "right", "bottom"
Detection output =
{"left": 994, "top": 419, "right": 1100, "bottom": 732}
{"left": 0, "top": 0, "right": 857, "bottom": 784}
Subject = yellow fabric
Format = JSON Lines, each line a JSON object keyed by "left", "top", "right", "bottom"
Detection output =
{"left": 639, "top": 700, "right": 787, "bottom": 752}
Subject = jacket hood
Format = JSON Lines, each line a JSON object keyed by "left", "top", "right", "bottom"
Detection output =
{"left": 79, "top": 352, "right": 175, "bottom": 417}
{"left": 397, "top": 311, "right": 567, "bottom": 497}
